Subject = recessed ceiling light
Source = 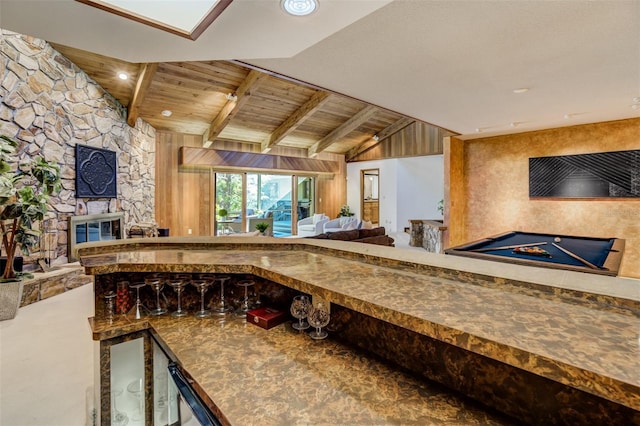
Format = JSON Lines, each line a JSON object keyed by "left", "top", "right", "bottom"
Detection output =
{"left": 564, "top": 114, "right": 572, "bottom": 119}
{"left": 633, "top": 97, "right": 640, "bottom": 104}
{"left": 512, "top": 88, "right": 529, "bottom": 94}
{"left": 117, "top": 72, "right": 129, "bottom": 80}
{"left": 632, "top": 104, "right": 639, "bottom": 110}
{"left": 510, "top": 122, "right": 519, "bottom": 127}
{"left": 281, "top": 0, "right": 318, "bottom": 16}
{"left": 161, "top": 110, "right": 172, "bottom": 117}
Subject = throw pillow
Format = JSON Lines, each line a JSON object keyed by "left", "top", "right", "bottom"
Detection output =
{"left": 361, "top": 220, "right": 373, "bottom": 229}
{"left": 313, "top": 213, "right": 324, "bottom": 225}
{"left": 342, "top": 221, "right": 358, "bottom": 231}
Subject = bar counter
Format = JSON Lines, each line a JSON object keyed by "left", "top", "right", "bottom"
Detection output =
{"left": 79, "top": 236, "right": 640, "bottom": 424}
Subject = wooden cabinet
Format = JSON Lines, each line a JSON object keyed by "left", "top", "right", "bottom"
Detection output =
{"left": 363, "top": 201, "right": 379, "bottom": 224}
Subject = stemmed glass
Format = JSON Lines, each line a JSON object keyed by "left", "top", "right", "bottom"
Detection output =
{"left": 127, "top": 282, "right": 149, "bottom": 320}
{"left": 234, "top": 280, "right": 255, "bottom": 318}
{"left": 111, "top": 387, "right": 129, "bottom": 426}
{"left": 192, "top": 278, "right": 212, "bottom": 318}
{"left": 211, "top": 275, "right": 231, "bottom": 315}
{"left": 145, "top": 275, "right": 167, "bottom": 316}
{"left": 307, "top": 302, "right": 331, "bottom": 339}
{"left": 168, "top": 274, "right": 189, "bottom": 317}
{"left": 127, "top": 378, "right": 144, "bottom": 422}
{"left": 290, "top": 295, "right": 311, "bottom": 330}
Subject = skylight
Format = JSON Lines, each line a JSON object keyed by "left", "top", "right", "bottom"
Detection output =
{"left": 75, "top": 0, "right": 232, "bottom": 40}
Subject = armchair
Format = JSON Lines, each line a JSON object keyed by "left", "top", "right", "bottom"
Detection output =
{"left": 323, "top": 216, "right": 360, "bottom": 233}
{"left": 297, "top": 213, "right": 329, "bottom": 237}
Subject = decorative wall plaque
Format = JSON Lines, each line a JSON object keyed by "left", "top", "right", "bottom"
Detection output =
{"left": 75, "top": 144, "right": 117, "bottom": 198}
{"left": 529, "top": 150, "right": 640, "bottom": 198}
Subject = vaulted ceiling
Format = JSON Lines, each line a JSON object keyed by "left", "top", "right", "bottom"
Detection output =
{"left": 49, "top": 43, "right": 421, "bottom": 159}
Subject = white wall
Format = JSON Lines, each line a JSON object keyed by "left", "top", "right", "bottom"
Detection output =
{"left": 396, "top": 155, "right": 444, "bottom": 229}
{"left": 346, "top": 155, "right": 444, "bottom": 233}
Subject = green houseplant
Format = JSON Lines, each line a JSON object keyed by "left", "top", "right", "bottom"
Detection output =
{"left": 0, "top": 135, "right": 61, "bottom": 280}
{"left": 254, "top": 222, "right": 269, "bottom": 235}
{"left": 338, "top": 205, "right": 354, "bottom": 217}
{"left": 218, "top": 208, "right": 228, "bottom": 220}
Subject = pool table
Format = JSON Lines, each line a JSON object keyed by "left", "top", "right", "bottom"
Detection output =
{"left": 445, "top": 231, "right": 625, "bottom": 276}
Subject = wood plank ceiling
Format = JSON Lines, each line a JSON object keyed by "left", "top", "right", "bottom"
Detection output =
{"left": 50, "top": 43, "right": 431, "bottom": 160}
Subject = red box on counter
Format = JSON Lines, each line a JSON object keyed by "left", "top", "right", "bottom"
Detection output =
{"left": 247, "top": 307, "right": 289, "bottom": 330}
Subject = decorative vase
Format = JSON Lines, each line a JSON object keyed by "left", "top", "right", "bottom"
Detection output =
{"left": 0, "top": 278, "right": 24, "bottom": 321}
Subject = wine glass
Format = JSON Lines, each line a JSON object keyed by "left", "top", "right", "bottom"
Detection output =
{"left": 168, "top": 274, "right": 189, "bottom": 317}
{"left": 127, "top": 282, "right": 149, "bottom": 320}
{"left": 111, "top": 387, "right": 129, "bottom": 426}
{"left": 145, "top": 275, "right": 167, "bottom": 316}
{"left": 307, "top": 302, "right": 330, "bottom": 339}
{"left": 127, "top": 378, "right": 144, "bottom": 422}
{"left": 211, "top": 275, "right": 231, "bottom": 315}
{"left": 290, "top": 295, "right": 311, "bottom": 330}
{"left": 192, "top": 278, "right": 212, "bottom": 318}
{"left": 234, "top": 280, "right": 255, "bottom": 318}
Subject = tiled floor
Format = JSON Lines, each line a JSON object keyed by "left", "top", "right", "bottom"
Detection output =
{"left": 0, "top": 283, "right": 95, "bottom": 426}
{"left": 0, "top": 232, "right": 420, "bottom": 426}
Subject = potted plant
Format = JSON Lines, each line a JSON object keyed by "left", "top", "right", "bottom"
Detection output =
{"left": 0, "top": 135, "right": 61, "bottom": 320}
{"left": 338, "top": 205, "right": 354, "bottom": 217}
{"left": 218, "top": 208, "right": 228, "bottom": 220}
{"left": 254, "top": 222, "right": 269, "bottom": 236}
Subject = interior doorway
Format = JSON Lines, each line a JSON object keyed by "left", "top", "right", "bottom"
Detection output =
{"left": 361, "top": 169, "right": 379, "bottom": 225}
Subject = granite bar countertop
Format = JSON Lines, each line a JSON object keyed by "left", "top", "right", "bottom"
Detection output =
{"left": 91, "top": 315, "right": 514, "bottom": 425}
{"left": 79, "top": 237, "right": 640, "bottom": 412}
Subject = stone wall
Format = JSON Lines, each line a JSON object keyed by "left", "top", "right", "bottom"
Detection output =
{"left": 0, "top": 29, "right": 156, "bottom": 265}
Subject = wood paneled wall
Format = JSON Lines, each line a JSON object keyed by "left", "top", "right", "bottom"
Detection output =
{"left": 351, "top": 122, "right": 450, "bottom": 162}
{"left": 155, "top": 132, "right": 347, "bottom": 235}
{"left": 155, "top": 132, "right": 212, "bottom": 236}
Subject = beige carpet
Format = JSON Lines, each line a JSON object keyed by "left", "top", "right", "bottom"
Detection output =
{"left": 0, "top": 284, "right": 95, "bottom": 426}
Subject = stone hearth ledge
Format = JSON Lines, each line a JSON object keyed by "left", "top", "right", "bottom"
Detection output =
{"left": 78, "top": 236, "right": 640, "bottom": 412}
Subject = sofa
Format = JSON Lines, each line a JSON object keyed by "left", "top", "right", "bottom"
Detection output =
{"left": 307, "top": 226, "right": 395, "bottom": 247}
{"left": 323, "top": 216, "right": 359, "bottom": 233}
{"left": 297, "top": 213, "right": 329, "bottom": 237}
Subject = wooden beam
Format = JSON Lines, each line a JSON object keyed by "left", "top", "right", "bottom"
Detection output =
{"left": 261, "top": 91, "right": 331, "bottom": 152}
{"left": 126, "top": 62, "right": 158, "bottom": 127}
{"left": 205, "top": 69, "right": 267, "bottom": 143}
{"left": 308, "top": 105, "right": 377, "bottom": 157}
{"left": 180, "top": 147, "right": 339, "bottom": 175}
{"left": 346, "top": 117, "right": 415, "bottom": 161}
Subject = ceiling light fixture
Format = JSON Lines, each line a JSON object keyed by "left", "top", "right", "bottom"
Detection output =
{"left": 225, "top": 93, "right": 238, "bottom": 102}
{"left": 563, "top": 114, "right": 572, "bottom": 119}
{"left": 372, "top": 134, "right": 379, "bottom": 141}
{"left": 161, "top": 110, "right": 172, "bottom": 117}
{"left": 510, "top": 122, "right": 519, "bottom": 128}
{"left": 512, "top": 88, "right": 529, "bottom": 94}
{"left": 117, "top": 72, "right": 129, "bottom": 80}
{"left": 281, "top": 0, "right": 318, "bottom": 16}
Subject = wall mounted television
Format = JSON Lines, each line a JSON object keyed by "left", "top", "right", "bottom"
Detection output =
{"left": 75, "top": 144, "right": 117, "bottom": 198}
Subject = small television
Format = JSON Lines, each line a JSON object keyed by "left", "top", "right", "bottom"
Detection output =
{"left": 75, "top": 144, "right": 117, "bottom": 198}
